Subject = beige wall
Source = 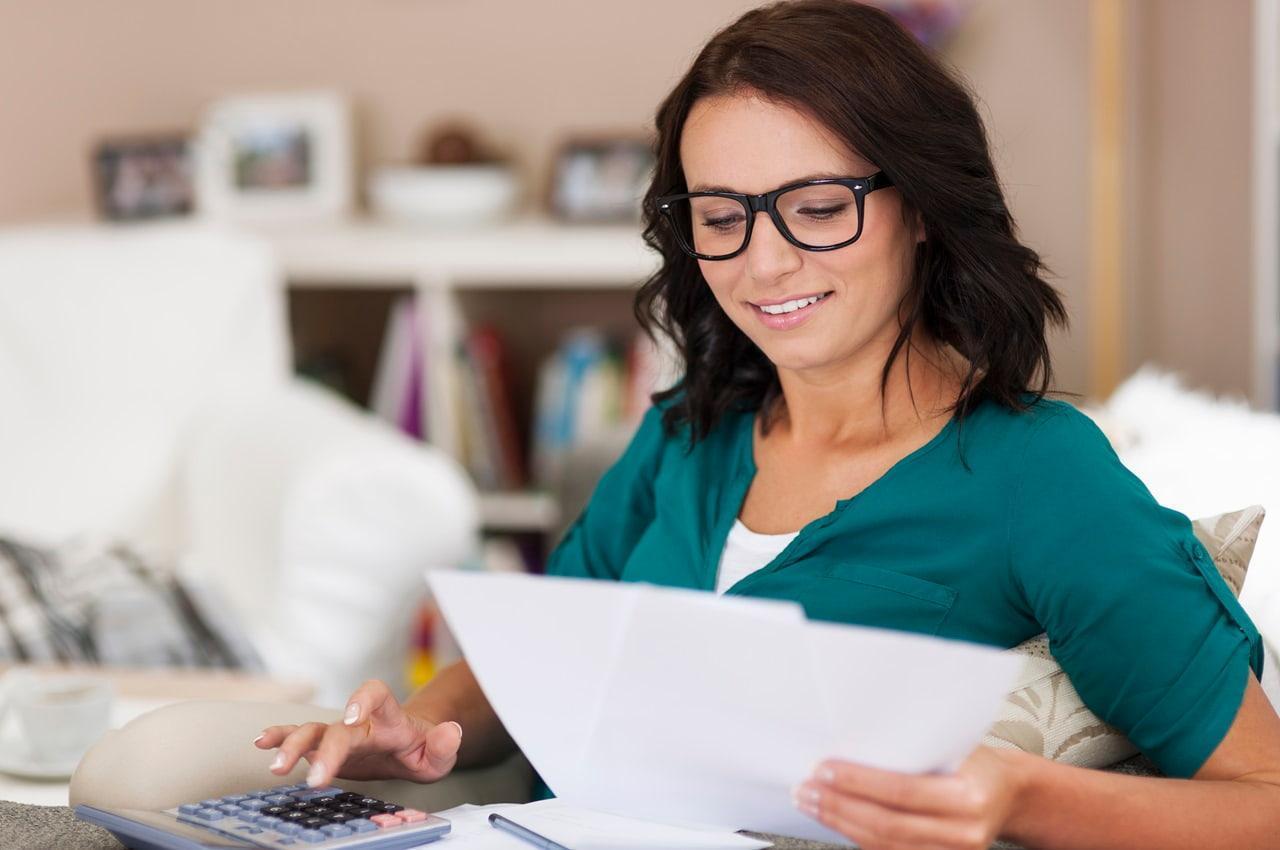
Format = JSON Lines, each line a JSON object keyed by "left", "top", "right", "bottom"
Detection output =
{"left": 0, "top": 0, "right": 1256, "bottom": 401}
{"left": 1129, "top": 0, "right": 1255, "bottom": 399}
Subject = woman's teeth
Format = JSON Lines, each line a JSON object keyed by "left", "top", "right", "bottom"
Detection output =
{"left": 756, "top": 292, "right": 830, "bottom": 315}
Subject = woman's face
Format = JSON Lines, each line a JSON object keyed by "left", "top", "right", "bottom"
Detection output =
{"left": 679, "top": 92, "right": 922, "bottom": 377}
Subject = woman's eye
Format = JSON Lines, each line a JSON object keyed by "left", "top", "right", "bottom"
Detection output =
{"left": 700, "top": 215, "right": 745, "bottom": 231}
{"left": 798, "top": 204, "right": 849, "bottom": 220}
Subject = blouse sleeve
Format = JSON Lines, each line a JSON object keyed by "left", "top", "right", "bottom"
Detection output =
{"left": 1007, "top": 405, "right": 1264, "bottom": 777}
{"left": 543, "top": 403, "right": 669, "bottom": 581}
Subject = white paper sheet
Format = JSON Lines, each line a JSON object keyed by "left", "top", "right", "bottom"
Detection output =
{"left": 432, "top": 799, "right": 771, "bottom": 850}
{"left": 428, "top": 571, "right": 1023, "bottom": 846}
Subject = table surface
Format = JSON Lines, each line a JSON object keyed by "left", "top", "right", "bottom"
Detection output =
{"left": 0, "top": 801, "right": 1029, "bottom": 850}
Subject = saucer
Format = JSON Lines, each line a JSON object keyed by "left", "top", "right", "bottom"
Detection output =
{"left": 0, "top": 736, "right": 83, "bottom": 780}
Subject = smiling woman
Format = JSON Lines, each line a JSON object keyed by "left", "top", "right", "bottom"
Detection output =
{"left": 104, "top": 4, "right": 1280, "bottom": 850}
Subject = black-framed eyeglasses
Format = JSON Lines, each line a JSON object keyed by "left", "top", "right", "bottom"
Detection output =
{"left": 656, "top": 172, "right": 895, "bottom": 261}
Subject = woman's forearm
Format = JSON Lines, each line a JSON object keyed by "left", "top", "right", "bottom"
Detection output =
{"left": 401, "top": 658, "right": 517, "bottom": 770}
{"left": 1003, "top": 750, "right": 1280, "bottom": 849}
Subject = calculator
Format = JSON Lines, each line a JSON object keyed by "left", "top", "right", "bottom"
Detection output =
{"left": 73, "top": 783, "right": 451, "bottom": 849}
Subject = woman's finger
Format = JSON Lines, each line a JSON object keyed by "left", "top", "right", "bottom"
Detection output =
{"left": 253, "top": 724, "right": 298, "bottom": 749}
{"left": 416, "top": 719, "right": 463, "bottom": 776}
{"left": 813, "top": 759, "right": 978, "bottom": 817}
{"left": 270, "top": 722, "right": 330, "bottom": 775}
{"left": 341, "top": 679, "right": 403, "bottom": 728}
{"left": 306, "top": 721, "right": 371, "bottom": 787}
{"left": 802, "top": 784, "right": 986, "bottom": 850}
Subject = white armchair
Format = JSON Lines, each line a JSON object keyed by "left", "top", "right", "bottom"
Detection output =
{"left": 0, "top": 222, "right": 478, "bottom": 706}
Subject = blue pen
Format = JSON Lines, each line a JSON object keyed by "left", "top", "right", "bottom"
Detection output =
{"left": 488, "top": 812, "right": 574, "bottom": 850}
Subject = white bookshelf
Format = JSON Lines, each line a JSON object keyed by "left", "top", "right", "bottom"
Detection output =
{"left": 258, "top": 213, "right": 661, "bottom": 533}
{"left": 1255, "top": 0, "right": 1280, "bottom": 411}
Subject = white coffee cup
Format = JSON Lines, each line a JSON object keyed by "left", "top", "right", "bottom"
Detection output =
{"left": 0, "top": 669, "right": 114, "bottom": 764}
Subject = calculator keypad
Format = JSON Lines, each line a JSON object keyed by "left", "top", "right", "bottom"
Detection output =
{"left": 167, "top": 784, "right": 445, "bottom": 848}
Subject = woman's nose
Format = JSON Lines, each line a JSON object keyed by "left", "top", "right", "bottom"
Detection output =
{"left": 744, "top": 211, "right": 802, "bottom": 281}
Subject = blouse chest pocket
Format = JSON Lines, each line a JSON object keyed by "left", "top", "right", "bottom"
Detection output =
{"left": 806, "top": 562, "right": 958, "bottom": 636}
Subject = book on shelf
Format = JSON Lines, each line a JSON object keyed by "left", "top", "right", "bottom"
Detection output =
{"left": 369, "top": 294, "right": 426, "bottom": 440}
{"left": 454, "top": 323, "right": 527, "bottom": 491}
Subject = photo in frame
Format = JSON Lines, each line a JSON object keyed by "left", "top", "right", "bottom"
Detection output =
{"left": 546, "top": 135, "right": 654, "bottom": 223}
{"left": 194, "top": 90, "right": 354, "bottom": 223}
{"left": 91, "top": 133, "right": 194, "bottom": 221}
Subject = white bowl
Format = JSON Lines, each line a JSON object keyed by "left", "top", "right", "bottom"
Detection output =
{"left": 367, "top": 164, "right": 520, "bottom": 226}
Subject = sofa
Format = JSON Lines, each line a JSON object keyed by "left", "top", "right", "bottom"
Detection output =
{"left": 0, "top": 222, "right": 479, "bottom": 706}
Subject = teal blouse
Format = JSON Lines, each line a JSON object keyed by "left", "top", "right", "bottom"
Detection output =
{"left": 528, "top": 392, "right": 1263, "bottom": 798}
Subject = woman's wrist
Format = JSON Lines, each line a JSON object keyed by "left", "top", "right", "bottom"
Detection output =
{"left": 993, "top": 747, "right": 1053, "bottom": 843}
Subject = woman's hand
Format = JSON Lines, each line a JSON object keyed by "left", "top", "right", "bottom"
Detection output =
{"left": 792, "top": 746, "right": 1032, "bottom": 850}
{"left": 253, "top": 679, "right": 463, "bottom": 788}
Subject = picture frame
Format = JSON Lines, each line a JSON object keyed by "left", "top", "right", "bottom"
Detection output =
{"left": 546, "top": 134, "right": 654, "bottom": 224}
{"left": 194, "top": 90, "right": 354, "bottom": 223}
{"left": 91, "top": 133, "right": 194, "bottom": 221}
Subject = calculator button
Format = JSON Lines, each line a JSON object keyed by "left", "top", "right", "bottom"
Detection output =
{"left": 303, "top": 806, "right": 333, "bottom": 816}
{"left": 270, "top": 785, "right": 303, "bottom": 794}
{"left": 217, "top": 804, "right": 242, "bottom": 815}
{"left": 195, "top": 808, "right": 225, "bottom": 821}
{"left": 358, "top": 797, "right": 383, "bottom": 807}
{"left": 263, "top": 806, "right": 291, "bottom": 816}
{"left": 335, "top": 792, "right": 364, "bottom": 803}
{"left": 287, "top": 802, "right": 313, "bottom": 811}
{"left": 299, "top": 817, "right": 327, "bottom": 829}
{"left": 275, "top": 822, "right": 303, "bottom": 835}
{"left": 376, "top": 803, "right": 403, "bottom": 813}
{"left": 370, "top": 814, "right": 403, "bottom": 828}
{"left": 352, "top": 807, "right": 376, "bottom": 817}
{"left": 281, "top": 811, "right": 309, "bottom": 822}
{"left": 221, "top": 794, "right": 250, "bottom": 803}
{"left": 398, "top": 808, "right": 427, "bottom": 823}
{"left": 201, "top": 798, "right": 223, "bottom": 808}
{"left": 296, "top": 829, "right": 327, "bottom": 843}
{"left": 237, "top": 811, "right": 261, "bottom": 823}
{"left": 346, "top": 819, "right": 376, "bottom": 833}
{"left": 320, "top": 824, "right": 353, "bottom": 838}
{"left": 264, "top": 794, "right": 294, "bottom": 804}
{"left": 240, "top": 799, "right": 270, "bottom": 811}
{"left": 310, "top": 796, "right": 336, "bottom": 806}
{"left": 177, "top": 803, "right": 203, "bottom": 815}
{"left": 258, "top": 816, "right": 283, "bottom": 829}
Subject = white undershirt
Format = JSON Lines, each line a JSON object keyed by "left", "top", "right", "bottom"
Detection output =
{"left": 713, "top": 518, "right": 799, "bottom": 594}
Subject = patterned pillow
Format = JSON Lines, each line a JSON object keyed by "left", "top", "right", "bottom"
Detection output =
{"left": 0, "top": 535, "right": 261, "bottom": 669}
{"left": 984, "top": 505, "right": 1265, "bottom": 768}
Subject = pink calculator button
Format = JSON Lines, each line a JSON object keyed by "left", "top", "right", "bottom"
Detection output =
{"left": 398, "top": 808, "right": 427, "bottom": 823}
{"left": 371, "top": 814, "right": 403, "bottom": 828}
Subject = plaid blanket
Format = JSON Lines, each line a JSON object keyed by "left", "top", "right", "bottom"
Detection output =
{"left": 0, "top": 536, "right": 259, "bottom": 670}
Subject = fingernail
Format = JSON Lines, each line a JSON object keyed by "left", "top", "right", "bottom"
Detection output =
{"left": 448, "top": 721, "right": 463, "bottom": 739}
{"left": 252, "top": 734, "right": 265, "bottom": 745}
{"left": 343, "top": 703, "right": 360, "bottom": 725}
{"left": 792, "top": 783, "right": 821, "bottom": 805}
{"left": 270, "top": 753, "right": 286, "bottom": 771}
{"left": 306, "top": 761, "right": 325, "bottom": 787}
{"left": 792, "top": 785, "right": 820, "bottom": 817}
{"left": 815, "top": 764, "right": 835, "bottom": 784}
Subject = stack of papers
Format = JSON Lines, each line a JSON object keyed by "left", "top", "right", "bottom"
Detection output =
{"left": 427, "top": 571, "right": 1023, "bottom": 845}
{"left": 432, "top": 799, "right": 770, "bottom": 849}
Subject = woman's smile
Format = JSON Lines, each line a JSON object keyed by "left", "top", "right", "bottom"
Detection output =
{"left": 748, "top": 290, "right": 834, "bottom": 330}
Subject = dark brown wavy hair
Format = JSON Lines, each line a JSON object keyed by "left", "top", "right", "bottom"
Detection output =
{"left": 635, "top": 0, "right": 1075, "bottom": 449}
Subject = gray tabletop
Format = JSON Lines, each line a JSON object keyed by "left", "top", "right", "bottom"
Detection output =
{"left": 0, "top": 800, "right": 1033, "bottom": 850}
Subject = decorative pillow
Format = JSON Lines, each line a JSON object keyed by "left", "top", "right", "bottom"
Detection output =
{"left": 984, "top": 504, "right": 1265, "bottom": 769}
{"left": 0, "top": 535, "right": 260, "bottom": 670}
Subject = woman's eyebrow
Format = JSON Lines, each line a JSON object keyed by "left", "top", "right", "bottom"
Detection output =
{"left": 687, "top": 171, "right": 857, "bottom": 194}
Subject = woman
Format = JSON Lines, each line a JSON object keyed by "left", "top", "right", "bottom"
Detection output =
{"left": 257, "top": 2, "right": 1280, "bottom": 847}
